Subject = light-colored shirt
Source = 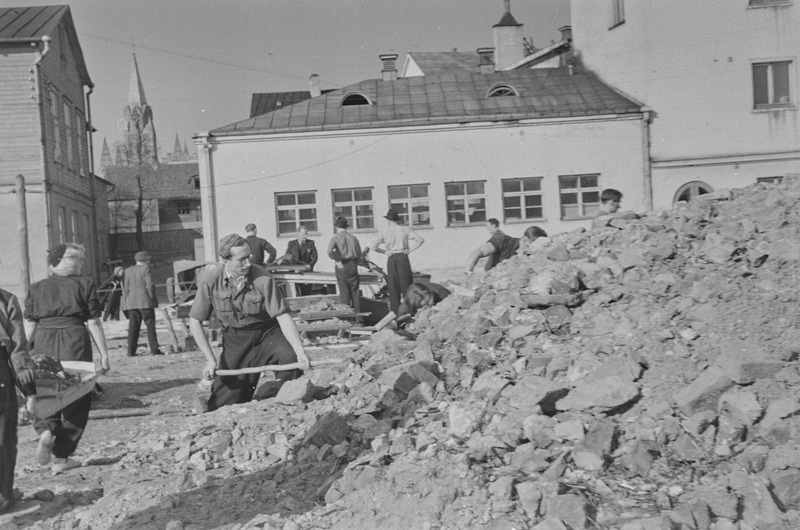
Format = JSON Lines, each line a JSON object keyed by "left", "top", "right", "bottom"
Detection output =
{"left": 374, "top": 223, "right": 424, "bottom": 255}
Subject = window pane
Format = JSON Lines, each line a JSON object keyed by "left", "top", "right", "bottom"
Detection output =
{"left": 355, "top": 204, "right": 373, "bottom": 216}
{"left": 523, "top": 178, "right": 541, "bottom": 191}
{"left": 391, "top": 201, "right": 408, "bottom": 215}
{"left": 297, "top": 192, "right": 315, "bottom": 205}
{"left": 353, "top": 188, "right": 372, "bottom": 201}
{"left": 445, "top": 183, "right": 463, "bottom": 196}
{"left": 448, "top": 211, "right": 465, "bottom": 224}
{"left": 333, "top": 205, "right": 351, "bottom": 218}
{"left": 411, "top": 201, "right": 430, "bottom": 225}
{"left": 278, "top": 222, "right": 296, "bottom": 235}
{"left": 277, "top": 194, "right": 296, "bottom": 206}
{"left": 356, "top": 216, "right": 374, "bottom": 229}
{"left": 503, "top": 196, "right": 521, "bottom": 208}
{"left": 304, "top": 221, "right": 318, "bottom": 232}
{"left": 525, "top": 206, "right": 543, "bottom": 218}
{"left": 560, "top": 176, "right": 578, "bottom": 189}
{"left": 410, "top": 185, "right": 428, "bottom": 198}
{"left": 580, "top": 175, "right": 598, "bottom": 187}
{"left": 582, "top": 191, "right": 600, "bottom": 204}
{"left": 505, "top": 208, "right": 522, "bottom": 220}
{"left": 389, "top": 186, "right": 408, "bottom": 200}
{"left": 774, "top": 62, "right": 790, "bottom": 104}
{"left": 299, "top": 207, "right": 316, "bottom": 220}
{"left": 561, "top": 192, "right": 578, "bottom": 205}
{"left": 584, "top": 204, "right": 600, "bottom": 217}
{"left": 278, "top": 210, "right": 296, "bottom": 221}
{"left": 524, "top": 195, "right": 542, "bottom": 207}
{"left": 333, "top": 190, "right": 351, "bottom": 203}
{"left": 561, "top": 204, "right": 580, "bottom": 218}
{"left": 469, "top": 209, "right": 487, "bottom": 223}
{"left": 502, "top": 179, "right": 520, "bottom": 193}
{"left": 753, "top": 64, "right": 769, "bottom": 106}
{"left": 466, "top": 181, "right": 485, "bottom": 195}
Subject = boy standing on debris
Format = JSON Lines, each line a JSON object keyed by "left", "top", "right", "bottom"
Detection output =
{"left": 373, "top": 208, "right": 424, "bottom": 314}
{"left": 592, "top": 189, "right": 639, "bottom": 229}
{"left": 328, "top": 217, "right": 363, "bottom": 314}
{"left": 189, "top": 234, "right": 310, "bottom": 412}
{"left": 0, "top": 287, "right": 36, "bottom": 514}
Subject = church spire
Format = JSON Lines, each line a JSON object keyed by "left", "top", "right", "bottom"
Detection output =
{"left": 173, "top": 131, "right": 182, "bottom": 160}
{"left": 129, "top": 52, "right": 147, "bottom": 106}
{"left": 99, "top": 136, "right": 113, "bottom": 175}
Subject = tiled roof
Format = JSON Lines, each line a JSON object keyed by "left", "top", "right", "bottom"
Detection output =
{"left": 104, "top": 162, "right": 200, "bottom": 201}
{"left": 250, "top": 90, "right": 334, "bottom": 118}
{"left": 211, "top": 67, "right": 642, "bottom": 138}
{"left": 0, "top": 5, "right": 91, "bottom": 85}
{"left": 407, "top": 51, "right": 481, "bottom": 76}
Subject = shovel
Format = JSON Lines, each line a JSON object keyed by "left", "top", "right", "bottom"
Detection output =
{"left": 214, "top": 357, "right": 346, "bottom": 376}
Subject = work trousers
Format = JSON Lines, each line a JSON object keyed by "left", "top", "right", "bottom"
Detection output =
{"left": 207, "top": 324, "right": 301, "bottom": 412}
{"left": 126, "top": 308, "right": 159, "bottom": 356}
{"left": 386, "top": 253, "right": 413, "bottom": 315}
{"left": 33, "top": 393, "right": 92, "bottom": 459}
{"left": 0, "top": 365, "right": 18, "bottom": 511}
{"left": 335, "top": 261, "right": 361, "bottom": 314}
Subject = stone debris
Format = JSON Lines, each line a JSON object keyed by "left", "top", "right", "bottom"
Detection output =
{"left": 16, "top": 177, "right": 800, "bottom": 529}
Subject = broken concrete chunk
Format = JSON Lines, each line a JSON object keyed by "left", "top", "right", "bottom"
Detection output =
{"left": 556, "top": 376, "right": 639, "bottom": 413}
{"left": 514, "top": 481, "right": 542, "bottom": 518}
{"left": 673, "top": 366, "right": 734, "bottom": 416}
{"left": 502, "top": 375, "right": 570, "bottom": 414}
{"left": 759, "top": 397, "right": 800, "bottom": 432}
{"left": 715, "top": 339, "right": 782, "bottom": 384}
{"left": 275, "top": 377, "right": 316, "bottom": 404}
{"left": 302, "top": 411, "right": 349, "bottom": 447}
{"left": 448, "top": 404, "right": 479, "bottom": 438}
{"left": 717, "top": 388, "right": 762, "bottom": 426}
{"left": 572, "top": 420, "right": 615, "bottom": 471}
{"left": 378, "top": 361, "right": 440, "bottom": 398}
{"left": 470, "top": 371, "right": 510, "bottom": 402}
{"left": 546, "top": 494, "right": 588, "bottom": 529}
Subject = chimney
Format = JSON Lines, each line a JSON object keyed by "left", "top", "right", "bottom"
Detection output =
{"left": 309, "top": 74, "right": 321, "bottom": 97}
{"left": 380, "top": 53, "right": 398, "bottom": 81}
{"left": 559, "top": 25, "right": 572, "bottom": 42}
{"left": 478, "top": 47, "right": 495, "bottom": 74}
{"left": 493, "top": 0, "right": 525, "bottom": 70}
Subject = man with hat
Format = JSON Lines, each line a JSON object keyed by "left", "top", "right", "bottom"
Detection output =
{"left": 122, "top": 250, "right": 163, "bottom": 356}
{"left": 189, "top": 234, "right": 310, "bottom": 411}
{"left": 327, "top": 217, "right": 363, "bottom": 314}
{"left": 373, "top": 209, "right": 424, "bottom": 314}
{"left": 244, "top": 223, "right": 276, "bottom": 266}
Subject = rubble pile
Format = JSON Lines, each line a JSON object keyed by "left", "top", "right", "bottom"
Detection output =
{"left": 16, "top": 176, "right": 800, "bottom": 529}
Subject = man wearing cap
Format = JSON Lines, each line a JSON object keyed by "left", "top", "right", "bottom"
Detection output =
{"left": 244, "top": 223, "right": 276, "bottom": 266}
{"left": 373, "top": 209, "right": 424, "bottom": 314}
{"left": 327, "top": 217, "right": 363, "bottom": 314}
{"left": 189, "top": 234, "right": 310, "bottom": 411}
{"left": 121, "top": 251, "right": 163, "bottom": 356}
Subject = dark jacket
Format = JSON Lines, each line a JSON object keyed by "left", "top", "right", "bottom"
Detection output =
{"left": 246, "top": 235, "right": 276, "bottom": 265}
{"left": 122, "top": 264, "right": 158, "bottom": 311}
{"left": 0, "top": 288, "right": 36, "bottom": 395}
{"left": 286, "top": 239, "right": 318, "bottom": 271}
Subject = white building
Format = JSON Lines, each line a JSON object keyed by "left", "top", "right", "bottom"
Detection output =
{"left": 570, "top": 0, "right": 800, "bottom": 207}
{"left": 196, "top": 7, "right": 649, "bottom": 272}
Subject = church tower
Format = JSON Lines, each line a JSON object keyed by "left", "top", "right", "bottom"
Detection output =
{"left": 122, "top": 52, "right": 159, "bottom": 167}
{"left": 99, "top": 136, "right": 113, "bottom": 176}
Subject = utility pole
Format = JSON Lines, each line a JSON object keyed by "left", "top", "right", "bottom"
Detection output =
{"left": 16, "top": 174, "right": 31, "bottom": 301}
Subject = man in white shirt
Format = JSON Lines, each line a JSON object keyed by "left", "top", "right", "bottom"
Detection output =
{"left": 373, "top": 209, "right": 424, "bottom": 314}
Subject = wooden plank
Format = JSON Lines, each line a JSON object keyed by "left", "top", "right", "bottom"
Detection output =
{"left": 296, "top": 321, "right": 352, "bottom": 332}
{"left": 215, "top": 357, "right": 346, "bottom": 376}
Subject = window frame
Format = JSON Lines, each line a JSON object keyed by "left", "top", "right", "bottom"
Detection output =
{"left": 176, "top": 200, "right": 192, "bottom": 216}
{"left": 332, "top": 187, "right": 375, "bottom": 232}
{"left": 49, "top": 89, "right": 62, "bottom": 164}
{"left": 487, "top": 84, "right": 520, "bottom": 98}
{"left": 57, "top": 206, "right": 67, "bottom": 244}
{"left": 388, "top": 184, "right": 432, "bottom": 228}
{"left": 501, "top": 177, "right": 545, "bottom": 223}
{"left": 340, "top": 92, "right": 372, "bottom": 107}
{"left": 63, "top": 100, "right": 74, "bottom": 170}
{"left": 275, "top": 190, "right": 319, "bottom": 236}
{"left": 445, "top": 180, "right": 487, "bottom": 227}
{"left": 558, "top": 174, "right": 601, "bottom": 220}
{"left": 673, "top": 181, "right": 714, "bottom": 203}
{"left": 75, "top": 107, "right": 85, "bottom": 176}
{"left": 610, "top": 0, "right": 625, "bottom": 29}
{"left": 747, "top": 0, "right": 793, "bottom": 7}
{"left": 752, "top": 59, "right": 794, "bottom": 110}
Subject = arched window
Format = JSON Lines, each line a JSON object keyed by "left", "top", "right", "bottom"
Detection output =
{"left": 674, "top": 181, "right": 714, "bottom": 203}
{"left": 487, "top": 84, "right": 519, "bottom": 98}
{"left": 341, "top": 93, "right": 371, "bottom": 106}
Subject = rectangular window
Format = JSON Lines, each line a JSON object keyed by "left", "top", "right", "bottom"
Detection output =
{"left": 502, "top": 177, "right": 544, "bottom": 222}
{"left": 176, "top": 201, "right": 191, "bottom": 215}
{"left": 445, "top": 180, "right": 486, "bottom": 226}
{"left": 276, "top": 191, "right": 318, "bottom": 235}
{"left": 753, "top": 61, "right": 792, "bottom": 108}
{"left": 559, "top": 174, "right": 600, "bottom": 219}
{"left": 388, "top": 184, "right": 431, "bottom": 227}
{"left": 76, "top": 109, "right": 85, "bottom": 176}
{"left": 332, "top": 187, "right": 374, "bottom": 230}
{"left": 63, "top": 102, "right": 74, "bottom": 170}
{"left": 611, "top": 0, "right": 625, "bottom": 27}
{"left": 57, "top": 206, "right": 66, "bottom": 244}
{"left": 757, "top": 176, "right": 783, "bottom": 184}
{"left": 70, "top": 210, "right": 79, "bottom": 243}
{"left": 49, "top": 90, "right": 62, "bottom": 163}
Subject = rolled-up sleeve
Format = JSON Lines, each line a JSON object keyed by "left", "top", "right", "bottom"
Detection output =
{"left": 256, "top": 277, "right": 286, "bottom": 318}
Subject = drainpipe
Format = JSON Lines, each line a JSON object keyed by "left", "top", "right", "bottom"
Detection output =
{"left": 641, "top": 107, "right": 653, "bottom": 211}
{"left": 196, "top": 132, "right": 218, "bottom": 261}
{"left": 85, "top": 83, "right": 100, "bottom": 278}
{"left": 33, "top": 35, "right": 52, "bottom": 276}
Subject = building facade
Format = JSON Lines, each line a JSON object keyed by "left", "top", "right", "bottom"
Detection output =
{"left": 0, "top": 5, "right": 109, "bottom": 296}
{"left": 570, "top": 0, "right": 800, "bottom": 207}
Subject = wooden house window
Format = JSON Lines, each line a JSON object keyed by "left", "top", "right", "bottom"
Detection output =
{"left": 63, "top": 102, "right": 74, "bottom": 170}
{"left": 753, "top": 61, "right": 792, "bottom": 109}
{"left": 176, "top": 201, "right": 192, "bottom": 215}
{"left": 49, "top": 90, "right": 62, "bottom": 163}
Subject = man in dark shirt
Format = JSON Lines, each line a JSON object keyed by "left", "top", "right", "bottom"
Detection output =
{"left": 244, "top": 223, "right": 276, "bottom": 266}
{"left": 189, "top": 234, "right": 310, "bottom": 411}
{"left": 465, "top": 219, "right": 548, "bottom": 273}
{"left": 282, "top": 226, "right": 318, "bottom": 271}
{"left": 327, "top": 217, "right": 362, "bottom": 314}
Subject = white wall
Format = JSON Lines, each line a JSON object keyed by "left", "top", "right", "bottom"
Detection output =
{"left": 199, "top": 116, "right": 645, "bottom": 272}
{"left": 571, "top": 0, "right": 800, "bottom": 204}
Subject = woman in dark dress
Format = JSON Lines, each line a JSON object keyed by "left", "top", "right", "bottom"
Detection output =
{"left": 25, "top": 244, "right": 110, "bottom": 475}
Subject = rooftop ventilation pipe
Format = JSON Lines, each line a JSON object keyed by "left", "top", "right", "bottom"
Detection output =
{"left": 478, "top": 47, "right": 495, "bottom": 74}
{"left": 380, "top": 54, "right": 398, "bottom": 81}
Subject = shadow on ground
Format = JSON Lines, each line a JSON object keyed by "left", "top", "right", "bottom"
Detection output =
{"left": 90, "top": 378, "right": 197, "bottom": 410}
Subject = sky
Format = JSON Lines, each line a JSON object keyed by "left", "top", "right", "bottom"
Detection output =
{"left": 15, "top": 0, "right": 570, "bottom": 166}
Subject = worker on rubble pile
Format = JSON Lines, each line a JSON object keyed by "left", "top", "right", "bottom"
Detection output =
{"left": 591, "top": 188, "right": 640, "bottom": 229}
{"left": 465, "top": 220, "right": 548, "bottom": 274}
{"left": 0, "top": 283, "right": 36, "bottom": 514}
{"left": 327, "top": 217, "right": 363, "bottom": 315}
{"left": 373, "top": 208, "right": 425, "bottom": 314}
{"left": 244, "top": 223, "right": 277, "bottom": 266}
{"left": 25, "top": 244, "right": 110, "bottom": 475}
{"left": 394, "top": 282, "right": 452, "bottom": 329}
{"left": 189, "top": 234, "right": 310, "bottom": 412}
